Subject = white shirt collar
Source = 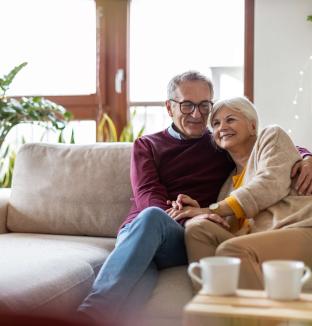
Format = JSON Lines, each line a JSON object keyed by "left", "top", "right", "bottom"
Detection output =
{"left": 167, "top": 124, "right": 186, "bottom": 140}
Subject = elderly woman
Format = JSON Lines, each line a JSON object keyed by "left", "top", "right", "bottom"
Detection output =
{"left": 168, "top": 96, "right": 312, "bottom": 290}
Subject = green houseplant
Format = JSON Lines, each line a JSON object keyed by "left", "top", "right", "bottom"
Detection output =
{"left": 97, "top": 110, "right": 145, "bottom": 142}
{"left": 0, "top": 62, "right": 72, "bottom": 187}
{"left": 0, "top": 62, "right": 72, "bottom": 148}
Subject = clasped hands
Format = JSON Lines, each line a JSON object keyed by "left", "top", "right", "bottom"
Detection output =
{"left": 166, "top": 194, "right": 230, "bottom": 229}
{"left": 165, "top": 157, "right": 312, "bottom": 229}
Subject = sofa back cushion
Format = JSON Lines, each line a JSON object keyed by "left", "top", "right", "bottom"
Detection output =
{"left": 7, "top": 142, "right": 133, "bottom": 237}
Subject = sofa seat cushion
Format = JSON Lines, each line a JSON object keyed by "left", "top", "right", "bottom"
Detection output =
{"left": 0, "top": 233, "right": 115, "bottom": 316}
{"left": 142, "top": 266, "right": 193, "bottom": 320}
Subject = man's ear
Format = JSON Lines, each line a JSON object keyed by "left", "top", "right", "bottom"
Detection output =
{"left": 165, "top": 100, "right": 174, "bottom": 117}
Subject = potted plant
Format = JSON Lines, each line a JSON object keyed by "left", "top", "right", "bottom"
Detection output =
{"left": 0, "top": 62, "right": 72, "bottom": 187}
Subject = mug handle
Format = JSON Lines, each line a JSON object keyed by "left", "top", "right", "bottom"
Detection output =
{"left": 187, "top": 262, "right": 203, "bottom": 285}
{"left": 301, "top": 265, "right": 312, "bottom": 285}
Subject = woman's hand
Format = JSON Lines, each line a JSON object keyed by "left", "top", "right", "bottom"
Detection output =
{"left": 167, "top": 194, "right": 200, "bottom": 210}
{"left": 166, "top": 206, "right": 209, "bottom": 221}
{"left": 291, "top": 157, "right": 312, "bottom": 195}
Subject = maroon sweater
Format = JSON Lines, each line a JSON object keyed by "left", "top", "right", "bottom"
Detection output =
{"left": 120, "top": 129, "right": 235, "bottom": 229}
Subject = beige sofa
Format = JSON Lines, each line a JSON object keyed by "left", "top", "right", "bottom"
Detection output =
{"left": 0, "top": 142, "right": 193, "bottom": 325}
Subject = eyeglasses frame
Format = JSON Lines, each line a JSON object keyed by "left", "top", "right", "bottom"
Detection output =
{"left": 169, "top": 99, "right": 214, "bottom": 115}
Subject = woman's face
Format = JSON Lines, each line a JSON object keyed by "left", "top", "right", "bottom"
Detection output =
{"left": 211, "top": 106, "right": 256, "bottom": 152}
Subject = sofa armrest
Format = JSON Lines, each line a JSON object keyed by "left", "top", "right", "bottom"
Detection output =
{"left": 0, "top": 188, "right": 10, "bottom": 233}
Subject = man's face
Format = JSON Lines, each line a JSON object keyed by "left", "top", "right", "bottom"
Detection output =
{"left": 166, "top": 80, "right": 212, "bottom": 139}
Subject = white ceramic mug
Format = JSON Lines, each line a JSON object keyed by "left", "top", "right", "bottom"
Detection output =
{"left": 262, "top": 260, "right": 311, "bottom": 300}
{"left": 187, "top": 256, "right": 241, "bottom": 295}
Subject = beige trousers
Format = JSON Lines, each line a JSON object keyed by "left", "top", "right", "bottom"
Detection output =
{"left": 185, "top": 218, "right": 312, "bottom": 290}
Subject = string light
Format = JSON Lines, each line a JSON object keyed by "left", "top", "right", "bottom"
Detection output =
{"left": 290, "top": 54, "right": 312, "bottom": 133}
{"left": 292, "top": 54, "right": 312, "bottom": 105}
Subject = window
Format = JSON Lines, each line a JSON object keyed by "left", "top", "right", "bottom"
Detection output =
{"left": 1, "top": 0, "right": 96, "bottom": 96}
{"left": 130, "top": 0, "right": 245, "bottom": 102}
{"left": 129, "top": 0, "right": 253, "bottom": 135}
{"left": 1, "top": 0, "right": 253, "bottom": 139}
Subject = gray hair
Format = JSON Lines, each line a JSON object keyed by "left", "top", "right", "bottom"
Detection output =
{"left": 209, "top": 96, "right": 259, "bottom": 133}
{"left": 167, "top": 71, "right": 214, "bottom": 99}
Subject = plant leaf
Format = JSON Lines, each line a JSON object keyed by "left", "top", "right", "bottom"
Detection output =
{"left": 0, "top": 62, "right": 27, "bottom": 95}
{"left": 70, "top": 129, "right": 75, "bottom": 144}
{"left": 97, "top": 113, "right": 118, "bottom": 142}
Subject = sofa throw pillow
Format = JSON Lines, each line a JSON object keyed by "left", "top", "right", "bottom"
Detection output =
{"left": 7, "top": 142, "right": 132, "bottom": 237}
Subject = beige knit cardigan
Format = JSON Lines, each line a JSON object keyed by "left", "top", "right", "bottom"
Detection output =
{"left": 218, "top": 125, "right": 312, "bottom": 234}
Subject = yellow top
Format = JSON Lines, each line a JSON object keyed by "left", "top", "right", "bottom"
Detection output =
{"left": 225, "top": 168, "right": 249, "bottom": 230}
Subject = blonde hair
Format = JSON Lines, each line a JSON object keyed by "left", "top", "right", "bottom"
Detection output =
{"left": 209, "top": 96, "right": 259, "bottom": 134}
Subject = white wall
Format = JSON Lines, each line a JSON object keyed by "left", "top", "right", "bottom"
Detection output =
{"left": 254, "top": 0, "right": 312, "bottom": 148}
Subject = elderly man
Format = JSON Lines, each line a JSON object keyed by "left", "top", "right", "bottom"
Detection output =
{"left": 78, "top": 71, "right": 312, "bottom": 324}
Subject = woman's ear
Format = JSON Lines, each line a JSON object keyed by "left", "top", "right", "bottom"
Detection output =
{"left": 249, "top": 121, "right": 257, "bottom": 135}
{"left": 165, "top": 100, "right": 174, "bottom": 117}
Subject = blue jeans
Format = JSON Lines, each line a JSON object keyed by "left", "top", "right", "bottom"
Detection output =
{"left": 78, "top": 207, "right": 187, "bottom": 322}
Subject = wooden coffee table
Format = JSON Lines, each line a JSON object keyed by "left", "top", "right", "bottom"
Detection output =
{"left": 183, "top": 289, "right": 312, "bottom": 326}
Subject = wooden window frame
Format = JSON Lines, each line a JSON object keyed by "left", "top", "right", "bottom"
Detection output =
{"left": 244, "top": 0, "right": 254, "bottom": 102}
{"left": 48, "top": 0, "right": 254, "bottom": 137}
{"left": 47, "top": 0, "right": 129, "bottom": 136}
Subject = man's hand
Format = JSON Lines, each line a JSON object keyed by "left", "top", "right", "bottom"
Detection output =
{"left": 291, "top": 157, "right": 312, "bottom": 195}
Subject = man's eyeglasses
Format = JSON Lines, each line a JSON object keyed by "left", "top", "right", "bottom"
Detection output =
{"left": 170, "top": 99, "right": 213, "bottom": 115}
